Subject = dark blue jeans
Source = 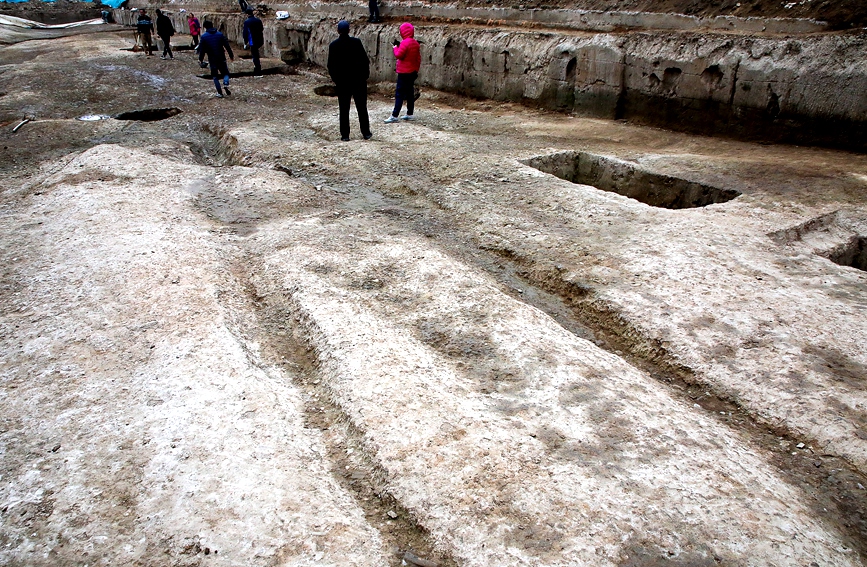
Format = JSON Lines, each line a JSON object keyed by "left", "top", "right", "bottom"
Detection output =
{"left": 392, "top": 72, "right": 417, "bottom": 117}
{"left": 160, "top": 34, "right": 173, "bottom": 58}
{"left": 209, "top": 61, "right": 230, "bottom": 93}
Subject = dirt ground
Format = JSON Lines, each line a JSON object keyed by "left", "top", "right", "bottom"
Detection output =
{"left": 2, "top": 23, "right": 867, "bottom": 567}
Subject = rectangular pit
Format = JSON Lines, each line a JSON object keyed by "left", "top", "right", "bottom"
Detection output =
{"left": 522, "top": 151, "right": 741, "bottom": 209}
{"left": 823, "top": 236, "right": 867, "bottom": 272}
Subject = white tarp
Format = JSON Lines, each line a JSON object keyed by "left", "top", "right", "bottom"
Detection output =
{"left": 0, "top": 14, "right": 104, "bottom": 29}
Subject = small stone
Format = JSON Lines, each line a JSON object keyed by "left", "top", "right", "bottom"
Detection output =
{"left": 796, "top": 442, "right": 805, "bottom": 449}
{"left": 404, "top": 551, "right": 439, "bottom": 567}
{"left": 387, "top": 510, "right": 398, "bottom": 519}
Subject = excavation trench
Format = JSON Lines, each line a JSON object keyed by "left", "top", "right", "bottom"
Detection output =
{"left": 825, "top": 236, "right": 867, "bottom": 272}
{"left": 5, "top": 21, "right": 867, "bottom": 565}
{"left": 522, "top": 151, "right": 741, "bottom": 209}
{"left": 196, "top": 131, "right": 867, "bottom": 561}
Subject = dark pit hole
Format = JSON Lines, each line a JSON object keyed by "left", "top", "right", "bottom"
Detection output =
{"left": 822, "top": 236, "right": 867, "bottom": 272}
{"left": 313, "top": 84, "right": 337, "bottom": 97}
{"left": 521, "top": 151, "right": 741, "bottom": 209}
{"left": 115, "top": 107, "right": 182, "bottom": 122}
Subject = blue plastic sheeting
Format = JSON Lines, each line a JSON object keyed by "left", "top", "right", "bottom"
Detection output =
{"left": 100, "top": 0, "right": 124, "bottom": 7}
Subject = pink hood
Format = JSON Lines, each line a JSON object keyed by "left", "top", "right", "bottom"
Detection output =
{"left": 393, "top": 22, "right": 421, "bottom": 74}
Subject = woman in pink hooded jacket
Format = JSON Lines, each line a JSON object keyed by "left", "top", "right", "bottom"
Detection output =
{"left": 384, "top": 22, "right": 421, "bottom": 123}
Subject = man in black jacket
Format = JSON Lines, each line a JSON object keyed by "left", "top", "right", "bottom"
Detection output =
{"left": 155, "top": 9, "right": 175, "bottom": 60}
{"left": 198, "top": 21, "right": 235, "bottom": 98}
{"left": 242, "top": 8, "right": 265, "bottom": 76}
{"left": 327, "top": 20, "right": 372, "bottom": 141}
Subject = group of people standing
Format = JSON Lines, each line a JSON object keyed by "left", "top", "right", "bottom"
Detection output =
{"left": 134, "top": 6, "right": 422, "bottom": 136}
{"left": 328, "top": 20, "right": 421, "bottom": 141}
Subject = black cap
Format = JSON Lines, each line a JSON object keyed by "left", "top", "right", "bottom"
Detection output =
{"left": 337, "top": 20, "right": 349, "bottom": 33}
{"left": 245, "top": 7, "right": 254, "bottom": 14}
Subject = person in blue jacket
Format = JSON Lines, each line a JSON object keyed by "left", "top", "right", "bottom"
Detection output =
{"left": 198, "top": 21, "right": 235, "bottom": 97}
{"left": 136, "top": 9, "right": 155, "bottom": 56}
{"left": 242, "top": 8, "right": 265, "bottom": 76}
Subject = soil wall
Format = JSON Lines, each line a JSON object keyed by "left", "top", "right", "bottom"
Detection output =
{"left": 114, "top": 7, "right": 867, "bottom": 150}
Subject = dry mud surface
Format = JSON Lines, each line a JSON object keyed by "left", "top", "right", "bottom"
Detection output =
{"left": 2, "top": 27, "right": 867, "bottom": 567}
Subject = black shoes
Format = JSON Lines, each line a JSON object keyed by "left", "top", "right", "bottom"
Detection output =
{"left": 363, "top": 133, "right": 373, "bottom": 140}
{"left": 224, "top": 86, "right": 231, "bottom": 96}
{"left": 341, "top": 136, "right": 350, "bottom": 141}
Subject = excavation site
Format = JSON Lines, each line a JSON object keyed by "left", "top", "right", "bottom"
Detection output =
{"left": 1, "top": 0, "right": 866, "bottom": 565}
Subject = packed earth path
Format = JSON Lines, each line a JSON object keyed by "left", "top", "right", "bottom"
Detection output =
{"left": 1, "top": 20, "right": 867, "bottom": 567}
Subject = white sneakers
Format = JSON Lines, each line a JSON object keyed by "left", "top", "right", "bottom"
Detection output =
{"left": 383, "top": 114, "right": 415, "bottom": 123}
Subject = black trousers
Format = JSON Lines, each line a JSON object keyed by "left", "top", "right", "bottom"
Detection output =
{"left": 392, "top": 72, "right": 417, "bottom": 117}
{"left": 337, "top": 83, "right": 371, "bottom": 139}
{"left": 160, "top": 34, "right": 172, "bottom": 58}
{"left": 250, "top": 44, "right": 261, "bottom": 73}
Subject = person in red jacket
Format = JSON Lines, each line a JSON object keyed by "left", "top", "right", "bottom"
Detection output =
{"left": 187, "top": 13, "right": 201, "bottom": 47}
{"left": 384, "top": 22, "right": 421, "bottom": 123}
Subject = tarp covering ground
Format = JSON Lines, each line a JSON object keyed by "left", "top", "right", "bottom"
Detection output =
{"left": 0, "top": 13, "right": 104, "bottom": 27}
{"left": 1, "top": 0, "right": 125, "bottom": 7}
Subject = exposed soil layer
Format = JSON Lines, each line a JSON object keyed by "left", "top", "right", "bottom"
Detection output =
{"left": 446, "top": 0, "right": 867, "bottom": 29}
{"left": 2, "top": 24, "right": 867, "bottom": 567}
